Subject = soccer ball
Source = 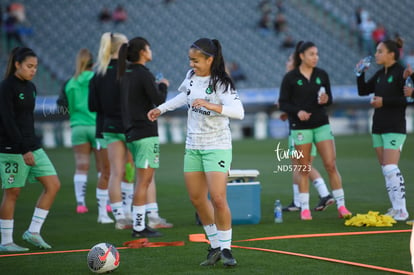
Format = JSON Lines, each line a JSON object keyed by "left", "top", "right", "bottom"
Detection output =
{"left": 87, "top": 243, "right": 120, "bottom": 273}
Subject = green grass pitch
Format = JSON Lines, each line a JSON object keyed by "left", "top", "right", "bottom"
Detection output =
{"left": 0, "top": 134, "right": 413, "bottom": 274}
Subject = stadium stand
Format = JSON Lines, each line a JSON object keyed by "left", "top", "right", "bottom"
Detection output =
{"left": 1, "top": 0, "right": 414, "bottom": 95}
{"left": 1, "top": 0, "right": 414, "bottom": 145}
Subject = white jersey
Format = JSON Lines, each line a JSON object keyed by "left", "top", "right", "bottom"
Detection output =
{"left": 157, "top": 70, "right": 244, "bottom": 150}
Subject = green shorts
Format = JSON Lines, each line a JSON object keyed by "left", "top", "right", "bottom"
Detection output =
{"left": 127, "top": 137, "right": 160, "bottom": 169}
{"left": 27, "top": 149, "right": 57, "bottom": 183}
{"left": 0, "top": 149, "right": 57, "bottom": 189}
{"left": 291, "top": 124, "right": 334, "bottom": 146}
{"left": 0, "top": 153, "right": 30, "bottom": 188}
{"left": 96, "top": 138, "right": 108, "bottom": 150}
{"left": 288, "top": 135, "right": 317, "bottom": 157}
{"left": 103, "top": 132, "right": 126, "bottom": 145}
{"left": 184, "top": 149, "right": 232, "bottom": 173}
{"left": 372, "top": 133, "right": 406, "bottom": 150}
{"left": 71, "top": 125, "right": 97, "bottom": 148}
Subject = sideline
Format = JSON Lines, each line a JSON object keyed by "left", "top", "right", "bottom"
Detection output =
{"left": 232, "top": 245, "right": 413, "bottom": 275}
{"left": 234, "top": 229, "right": 411, "bottom": 242}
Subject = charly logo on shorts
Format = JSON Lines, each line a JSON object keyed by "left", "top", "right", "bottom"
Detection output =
{"left": 297, "top": 132, "right": 304, "bottom": 141}
{"left": 7, "top": 174, "right": 15, "bottom": 184}
{"left": 154, "top": 155, "right": 159, "bottom": 164}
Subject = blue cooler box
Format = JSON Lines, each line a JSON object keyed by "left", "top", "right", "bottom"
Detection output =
{"left": 227, "top": 170, "right": 261, "bottom": 225}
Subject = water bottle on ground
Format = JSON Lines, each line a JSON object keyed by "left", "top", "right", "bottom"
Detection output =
{"left": 405, "top": 76, "right": 414, "bottom": 103}
{"left": 354, "top": 56, "right": 372, "bottom": 77}
{"left": 274, "top": 199, "right": 283, "bottom": 223}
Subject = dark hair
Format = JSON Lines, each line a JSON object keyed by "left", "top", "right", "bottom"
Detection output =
{"left": 381, "top": 37, "right": 404, "bottom": 61}
{"left": 117, "top": 37, "right": 150, "bottom": 79}
{"left": 293, "top": 41, "right": 316, "bottom": 68}
{"left": 190, "top": 38, "right": 235, "bottom": 92}
{"left": 4, "top": 47, "right": 37, "bottom": 79}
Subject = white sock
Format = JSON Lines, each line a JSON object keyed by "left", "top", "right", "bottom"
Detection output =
{"left": 74, "top": 174, "right": 87, "bottom": 206}
{"left": 121, "top": 182, "right": 134, "bottom": 217}
{"left": 146, "top": 203, "right": 159, "bottom": 219}
{"left": 395, "top": 171, "right": 407, "bottom": 213}
{"left": 218, "top": 229, "right": 232, "bottom": 250}
{"left": 293, "top": 184, "right": 300, "bottom": 207}
{"left": 382, "top": 165, "right": 397, "bottom": 210}
{"left": 132, "top": 205, "right": 146, "bottom": 232}
{"left": 203, "top": 224, "right": 219, "bottom": 249}
{"left": 96, "top": 188, "right": 109, "bottom": 217}
{"left": 299, "top": 193, "right": 310, "bottom": 210}
{"left": 0, "top": 219, "right": 14, "bottom": 244}
{"left": 383, "top": 164, "right": 407, "bottom": 213}
{"left": 28, "top": 208, "right": 49, "bottom": 233}
{"left": 332, "top": 188, "right": 345, "bottom": 208}
{"left": 111, "top": 201, "right": 126, "bottom": 220}
{"left": 312, "top": 177, "right": 330, "bottom": 198}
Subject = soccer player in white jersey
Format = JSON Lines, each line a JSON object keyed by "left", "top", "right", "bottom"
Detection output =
{"left": 148, "top": 38, "right": 244, "bottom": 267}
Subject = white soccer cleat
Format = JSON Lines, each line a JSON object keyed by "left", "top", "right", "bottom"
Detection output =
{"left": 148, "top": 217, "right": 173, "bottom": 229}
{"left": 393, "top": 209, "right": 409, "bottom": 221}
{"left": 97, "top": 215, "right": 114, "bottom": 224}
{"left": 115, "top": 218, "right": 132, "bottom": 230}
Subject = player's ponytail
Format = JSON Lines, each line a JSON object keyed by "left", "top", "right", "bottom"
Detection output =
{"left": 117, "top": 43, "right": 128, "bottom": 79}
{"left": 74, "top": 48, "right": 93, "bottom": 79}
{"left": 117, "top": 37, "right": 149, "bottom": 79}
{"left": 96, "top": 32, "right": 127, "bottom": 76}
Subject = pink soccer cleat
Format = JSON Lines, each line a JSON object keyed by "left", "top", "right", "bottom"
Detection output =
{"left": 76, "top": 205, "right": 89, "bottom": 214}
{"left": 300, "top": 209, "right": 312, "bottom": 220}
{"left": 338, "top": 206, "right": 352, "bottom": 219}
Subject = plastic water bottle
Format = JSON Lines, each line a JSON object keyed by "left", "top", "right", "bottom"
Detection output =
{"left": 274, "top": 200, "right": 283, "bottom": 223}
{"left": 155, "top": 72, "right": 164, "bottom": 82}
{"left": 318, "top": 86, "right": 326, "bottom": 104}
{"left": 405, "top": 76, "right": 414, "bottom": 103}
{"left": 354, "top": 56, "right": 372, "bottom": 77}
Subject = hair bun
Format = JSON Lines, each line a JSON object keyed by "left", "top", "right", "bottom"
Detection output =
{"left": 395, "top": 37, "right": 404, "bottom": 49}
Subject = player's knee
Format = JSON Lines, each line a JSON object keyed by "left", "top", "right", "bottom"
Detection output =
{"left": 188, "top": 195, "right": 207, "bottom": 208}
{"left": 6, "top": 187, "right": 22, "bottom": 201}
{"left": 76, "top": 163, "right": 89, "bottom": 172}
{"left": 210, "top": 195, "right": 227, "bottom": 210}
{"left": 324, "top": 162, "right": 337, "bottom": 174}
{"left": 43, "top": 177, "right": 61, "bottom": 194}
